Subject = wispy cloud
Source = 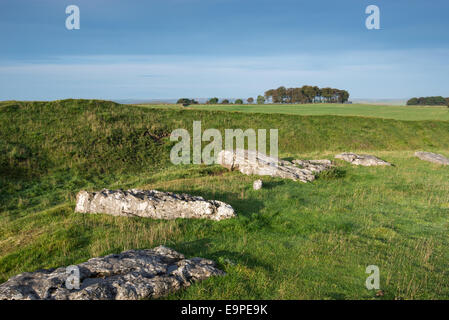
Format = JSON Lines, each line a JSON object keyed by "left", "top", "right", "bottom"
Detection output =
{"left": 0, "top": 49, "right": 448, "bottom": 100}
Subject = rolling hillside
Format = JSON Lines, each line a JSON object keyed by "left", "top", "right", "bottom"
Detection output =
{"left": 1, "top": 100, "right": 448, "bottom": 299}
{"left": 140, "top": 103, "right": 449, "bottom": 122}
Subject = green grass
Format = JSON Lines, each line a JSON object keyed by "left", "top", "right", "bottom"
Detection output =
{"left": 140, "top": 103, "right": 449, "bottom": 121}
{"left": 1, "top": 99, "right": 449, "bottom": 299}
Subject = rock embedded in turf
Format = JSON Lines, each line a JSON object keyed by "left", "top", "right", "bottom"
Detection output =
{"left": 292, "top": 159, "right": 333, "bottom": 172}
{"left": 217, "top": 149, "right": 333, "bottom": 183}
{"left": 253, "top": 179, "right": 263, "bottom": 190}
{"left": 0, "top": 246, "right": 225, "bottom": 300}
{"left": 75, "top": 189, "right": 235, "bottom": 221}
{"left": 335, "top": 153, "right": 391, "bottom": 166}
{"left": 414, "top": 151, "right": 449, "bottom": 165}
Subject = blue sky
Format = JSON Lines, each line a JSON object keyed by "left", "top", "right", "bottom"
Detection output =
{"left": 0, "top": 0, "right": 448, "bottom": 100}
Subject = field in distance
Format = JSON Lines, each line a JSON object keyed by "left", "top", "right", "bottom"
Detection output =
{"left": 139, "top": 103, "right": 449, "bottom": 122}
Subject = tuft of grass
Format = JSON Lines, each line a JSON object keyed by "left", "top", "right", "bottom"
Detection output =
{"left": 317, "top": 167, "right": 346, "bottom": 180}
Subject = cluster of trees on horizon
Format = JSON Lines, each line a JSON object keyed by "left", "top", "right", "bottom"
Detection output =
{"left": 177, "top": 96, "right": 266, "bottom": 105}
{"left": 264, "top": 86, "right": 349, "bottom": 104}
{"left": 177, "top": 85, "right": 350, "bottom": 106}
{"left": 204, "top": 97, "right": 266, "bottom": 105}
{"left": 406, "top": 96, "right": 449, "bottom": 106}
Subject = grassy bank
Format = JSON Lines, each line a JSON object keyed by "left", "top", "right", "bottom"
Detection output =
{"left": 140, "top": 103, "right": 449, "bottom": 122}
{"left": 1, "top": 100, "right": 448, "bottom": 299}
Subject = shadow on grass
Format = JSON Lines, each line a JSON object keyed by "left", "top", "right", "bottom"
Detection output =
{"left": 166, "top": 189, "right": 265, "bottom": 219}
{"left": 212, "top": 249, "right": 274, "bottom": 273}
{"left": 260, "top": 179, "right": 288, "bottom": 189}
{"left": 175, "top": 238, "right": 274, "bottom": 273}
{"left": 0, "top": 221, "right": 93, "bottom": 282}
{"left": 282, "top": 156, "right": 296, "bottom": 162}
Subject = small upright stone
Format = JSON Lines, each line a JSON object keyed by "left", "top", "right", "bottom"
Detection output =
{"left": 253, "top": 179, "right": 263, "bottom": 190}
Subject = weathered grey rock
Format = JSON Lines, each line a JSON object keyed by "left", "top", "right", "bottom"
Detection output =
{"left": 217, "top": 149, "right": 332, "bottom": 183}
{"left": 0, "top": 246, "right": 224, "bottom": 300}
{"left": 415, "top": 151, "right": 449, "bottom": 165}
{"left": 253, "top": 179, "right": 263, "bottom": 190}
{"left": 292, "top": 159, "right": 333, "bottom": 172}
{"left": 335, "top": 153, "right": 391, "bottom": 166}
{"left": 75, "top": 189, "right": 235, "bottom": 221}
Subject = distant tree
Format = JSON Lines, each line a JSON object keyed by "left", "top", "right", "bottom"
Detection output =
{"left": 316, "top": 88, "right": 323, "bottom": 103}
{"left": 177, "top": 98, "right": 188, "bottom": 104}
{"left": 292, "top": 87, "right": 306, "bottom": 103}
{"left": 286, "top": 88, "right": 294, "bottom": 103}
{"left": 264, "top": 89, "right": 276, "bottom": 103}
{"left": 207, "top": 97, "right": 219, "bottom": 104}
{"left": 221, "top": 99, "right": 230, "bottom": 104}
{"left": 276, "top": 86, "right": 287, "bottom": 103}
{"left": 430, "top": 96, "right": 447, "bottom": 105}
{"left": 177, "top": 98, "right": 198, "bottom": 106}
{"left": 300, "top": 85, "right": 318, "bottom": 103}
{"left": 235, "top": 99, "right": 243, "bottom": 104}
{"left": 257, "top": 95, "right": 265, "bottom": 104}
{"left": 407, "top": 96, "right": 447, "bottom": 106}
{"left": 247, "top": 97, "right": 254, "bottom": 104}
{"left": 407, "top": 98, "right": 418, "bottom": 105}
{"left": 338, "top": 90, "right": 350, "bottom": 103}
{"left": 320, "top": 87, "right": 333, "bottom": 103}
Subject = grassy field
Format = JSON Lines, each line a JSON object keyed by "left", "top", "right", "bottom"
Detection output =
{"left": 139, "top": 103, "right": 449, "bottom": 122}
{"left": 1, "top": 100, "right": 449, "bottom": 299}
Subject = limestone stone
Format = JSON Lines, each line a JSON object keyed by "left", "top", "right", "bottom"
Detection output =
{"left": 414, "top": 151, "right": 449, "bottom": 165}
{"left": 217, "top": 149, "right": 332, "bottom": 183}
{"left": 335, "top": 153, "right": 391, "bottom": 166}
{"left": 0, "top": 246, "right": 224, "bottom": 300}
{"left": 75, "top": 189, "right": 235, "bottom": 221}
{"left": 253, "top": 179, "right": 263, "bottom": 190}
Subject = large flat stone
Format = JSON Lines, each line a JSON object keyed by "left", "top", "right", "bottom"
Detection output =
{"left": 217, "top": 149, "right": 332, "bottom": 183}
{"left": 0, "top": 246, "right": 224, "bottom": 300}
{"left": 335, "top": 153, "right": 391, "bottom": 166}
{"left": 75, "top": 189, "right": 236, "bottom": 221}
{"left": 415, "top": 151, "right": 449, "bottom": 165}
